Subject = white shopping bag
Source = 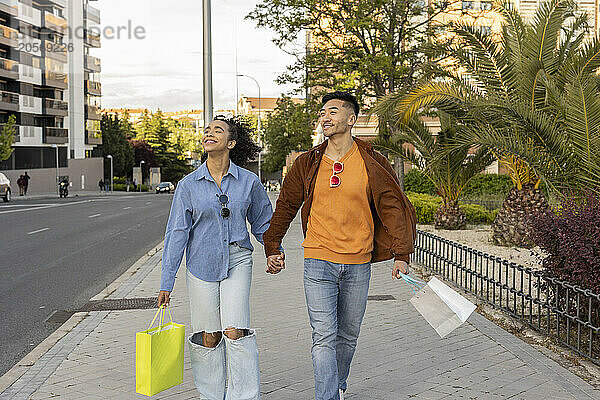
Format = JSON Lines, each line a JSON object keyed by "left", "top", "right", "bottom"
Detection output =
{"left": 400, "top": 273, "right": 477, "bottom": 338}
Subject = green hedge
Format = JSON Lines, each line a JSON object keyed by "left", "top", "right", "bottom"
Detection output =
{"left": 404, "top": 169, "right": 437, "bottom": 195}
{"left": 112, "top": 183, "right": 149, "bottom": 192}
{"left": 461, "top": 173, "right": 513, "bottom": 197}
{"left": 404, "top": 169, "right": 513, "bottom": 197}
{"left": 406, "top": 192, "right": 498, "bottom": 225}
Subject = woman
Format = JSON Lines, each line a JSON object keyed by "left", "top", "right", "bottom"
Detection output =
{"left": 157, "top": 116, "right": 283, "bottom": 400}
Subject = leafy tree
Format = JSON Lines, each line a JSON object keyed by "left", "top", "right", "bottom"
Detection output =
{"left": 248, "top": 0, "right": 456, "bottom": 102}
{"left": 373, "top": 112, "right": 493, "bottom": 229}
{"left": 0, "top": 114, "right": 16, "bottom": 162}
{"left": 130, "top": 139, "right": 157, "bottom": 184}
{"left": 134, "top": 110, "right": 192, "bottom": 183}
{"left": 262, "top": 96, "right": 314, "bottom": 173}
{"left": 100, "top": 113, "right": 134, "bottom": 178}
{"left": 376, "top": 0, "right": 600, "bottom": 245}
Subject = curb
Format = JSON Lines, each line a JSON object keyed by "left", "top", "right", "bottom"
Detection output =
{"left": 0, "top": 242, "right": 164, "bottom": 395}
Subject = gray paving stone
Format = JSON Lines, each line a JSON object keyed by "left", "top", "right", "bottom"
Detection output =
{"left": 0, "top": 198, "right": 598, "bottom": 399}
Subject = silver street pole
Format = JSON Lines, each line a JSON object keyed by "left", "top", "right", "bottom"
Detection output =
{"left": 203, "top": 0, "right": 213, "bottom": 129}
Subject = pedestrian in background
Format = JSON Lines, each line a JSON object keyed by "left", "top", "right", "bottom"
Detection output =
{"left": 17, "top": 175, "right": 25, "bottom": 196}
{"left": 157, "top": 115, "right": 281, "bottom": 400}
{"left": 23, "top": 172, "right": 30, "bottom": 195}
{"left": 263, "top": 91, "right": 416, "bottom": 400}
{"left": 98, "top": 179, "right": 104, "bottom": 192}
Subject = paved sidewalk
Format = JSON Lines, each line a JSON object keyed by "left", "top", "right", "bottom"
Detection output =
{"left": 1, "top": 212, "right": 599, "bottom": 399}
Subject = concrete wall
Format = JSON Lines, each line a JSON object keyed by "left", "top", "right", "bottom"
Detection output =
{"left": 3, "top": 157, "right": 103, "bottom": 194}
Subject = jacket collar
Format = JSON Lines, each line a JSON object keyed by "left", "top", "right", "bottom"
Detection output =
{"left": 195, "top": 160, "right": 239, "bottom": 181}
{"left": 309, "top": 136, "right": 373, "bottom": 160}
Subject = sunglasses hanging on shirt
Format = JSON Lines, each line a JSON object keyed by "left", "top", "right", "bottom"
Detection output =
{"left": 217, "top": 193, "right": 230, "bottom": 218}
{"left": 330, "top": 161, "right": 343, "bottom": 188}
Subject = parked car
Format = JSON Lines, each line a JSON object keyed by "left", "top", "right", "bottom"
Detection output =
{"left": 0, "top": 172, "right": 11, "bottom": 202}
{"left": 156, "top": 182, "right": 175, "bottom": 194}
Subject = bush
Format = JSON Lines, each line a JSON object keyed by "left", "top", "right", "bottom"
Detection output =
{"left": 406, "top": 191, "right": 498, "bottom": 225}
{"left": 112, "top": 183, "right": 149, "bottom": 192}
{"left": 459, "top": 203, "right": 495, "bottom": 224}
{"left": 113, "top": 176, "right": 127, "bottom": 185}
{"left": 404, "top": 169, "right": 437, "bottom": 195}
{"left": 406, "top": 192, "right": 441, "bottom": 224}
{"left": 462, "top": 173, "right": 513, "bottom": 197}
{"left": 529, "top": 192, "right": 600, "bottom": 292}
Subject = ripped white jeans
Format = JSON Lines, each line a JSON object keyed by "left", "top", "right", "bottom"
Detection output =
{"left": 186, "top": 243, "right": 260, "bottom": 400}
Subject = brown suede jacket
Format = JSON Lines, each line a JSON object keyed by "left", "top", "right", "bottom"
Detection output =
{"left": 263, "top": 137, "right": 417, "bottom": 263}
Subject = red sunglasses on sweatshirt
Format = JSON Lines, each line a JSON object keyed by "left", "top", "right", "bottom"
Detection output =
{"left": 329, "top": 161, "right": 343, "bottom": 188}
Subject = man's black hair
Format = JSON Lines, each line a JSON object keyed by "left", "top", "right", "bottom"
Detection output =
{"left": 322, "top": 91, "right": 360, "bottom": 116}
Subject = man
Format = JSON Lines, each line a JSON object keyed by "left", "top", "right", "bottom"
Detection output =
{"left": 263, "top": 91, "right": 417, "bottom": 400}
{"left": 23, "top": 172, "right": 30, "bottom": 195}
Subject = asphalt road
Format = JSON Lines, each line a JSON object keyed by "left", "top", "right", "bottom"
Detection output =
{"left": 0, "top": 193, "right": 174, "bottom": 377}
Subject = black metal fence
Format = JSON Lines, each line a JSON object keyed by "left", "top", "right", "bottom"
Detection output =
{"left": 412, "top": 230, "right": 600, "bottom": 366}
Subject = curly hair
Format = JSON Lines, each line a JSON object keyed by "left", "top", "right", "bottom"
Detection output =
{"left": 200, "top": 115, "right": 262, "bottom": 167}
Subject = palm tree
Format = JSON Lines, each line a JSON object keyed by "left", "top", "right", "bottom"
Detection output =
{"left": 375, "top": 0, "right": 600, "bottom": 246}
{"left": 373, "top": 112, "right": 494, "bottom": 230}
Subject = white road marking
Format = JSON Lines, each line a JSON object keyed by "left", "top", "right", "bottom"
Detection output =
{"left": 0, "top": 203, "right": 55, "bottom": 208}
{"left": 123, "top": 207, "right": 131, "bottom": 210}
{"left": 88, "top": 214, "right": 101, "bottom": 218}
{"left": 27, "top": 228, "right": 50, "bottom": 235}
{"left": 145, "top": 201, "right": 152, "bottom": 205}
{"left": 0, "top": 200, "right": 92, "bottom": 215}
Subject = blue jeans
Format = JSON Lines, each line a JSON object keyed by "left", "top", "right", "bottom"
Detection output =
{"left": 186, "top": 243, "right": 260, "bottom": 400}
{"left": 303, "top": 258, "right": 371, "bottom": 400}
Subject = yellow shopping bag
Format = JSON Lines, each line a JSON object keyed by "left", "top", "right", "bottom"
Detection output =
{"left": 136, "top": 305, "right": 185, "bottom": 396}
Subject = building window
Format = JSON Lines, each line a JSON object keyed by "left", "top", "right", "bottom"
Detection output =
{"left": 462, "top": 1, "right": 475, "bottom": 9}
{"left": 480, "top": 26, "right": 492, "bottom": 35}
{"left": 480, "top": 1, "right": 492, "bottom": 10}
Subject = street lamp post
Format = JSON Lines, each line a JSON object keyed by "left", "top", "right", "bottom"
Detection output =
{"left": 237, "top": 74, "right": 261, "bottom": 183}
{"left": 139, "top": 160, "right": 145, "bottom": 192}
{"left": 203, "top": 0, "right": 214, "bottom": 129}
{"left": 107, "top": 155, "right": 113, "bottom": 192}
{"left": 51, "top": 144, "right": 59, "bottom": 195}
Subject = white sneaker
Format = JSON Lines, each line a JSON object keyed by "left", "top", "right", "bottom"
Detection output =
{"left": 339, "top": 388, "right": 345, "bottom": 400}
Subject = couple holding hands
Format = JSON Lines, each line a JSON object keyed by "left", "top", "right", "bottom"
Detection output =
{"left": 157, "top": 91, "right": 417, "bottom": 400}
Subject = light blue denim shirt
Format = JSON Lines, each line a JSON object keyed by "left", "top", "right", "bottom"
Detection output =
{"left": 160, "top": 160, "right": 274, "bottom": 291}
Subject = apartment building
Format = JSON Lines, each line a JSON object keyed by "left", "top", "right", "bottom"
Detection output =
{"left": 0, "top": 0, "right": 102, "bottom": 193}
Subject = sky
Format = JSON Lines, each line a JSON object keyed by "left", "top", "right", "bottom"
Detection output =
{"left": 95, "top": 0, "right": 300, "bottom": 112}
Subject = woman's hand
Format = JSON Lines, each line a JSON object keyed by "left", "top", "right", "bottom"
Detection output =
{"left": 157, "top": 290, "right": 171, "bottom": 307}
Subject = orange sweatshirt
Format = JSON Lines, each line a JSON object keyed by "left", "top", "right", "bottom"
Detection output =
{"left": 302, "top": 141, "right": 374, "bottom": 264}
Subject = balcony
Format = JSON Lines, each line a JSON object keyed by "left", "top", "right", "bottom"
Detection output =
{"left": 0, "top": 57, "right": 18, "bottom": 80}
{"left": 44, "top": 11, "right": 67, "bottom": 33}
{"left": 44, "top": 98, "right": 68, "bottom": 116}
{"left": 0, "top": 91, "right": 19, "bottom": 112}
{"left": 0, "top": 25, "right": 18, "bottom": 47}
{"left": 85, "top": 129, "right": 102, "bottom": 145}
{"left": 0, "top": 0, "right": 17, "bottom": 16}
{"left": 43, "top": 126, "right": 68, "bottom": 144}
{"left": 85, "top": 55, "right": 101, "bottom": 72}
{"left": 18, "top": 35, "right": 43, "bottom": 57}
{"left": 84, "top": 4, "right": 100, "bottom": 24}
{"left": 19, "top": 64, "right": 43, "bottom": 85}
{"left": 44, "top": 71, "right": 68, "bottom": 89}
{"left": 19, "top": 94, "right": 43, "bottom": 114}
{"left": 44, "top": 41, "right": 68, "bottom": 62}
{"left": 84, "top": 29, "right": 101, "bottom": 48}
{"left": 85, "top": 104, "right": 101, "bottom": 120}
{"left": 86, "top": 80, "right": 101, "bottom": 96}
{"left": 18, "top": 2, "right": 42, "bottom": 27}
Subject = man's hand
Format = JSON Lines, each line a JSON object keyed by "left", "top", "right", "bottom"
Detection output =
{"left": 266, "top": 252, "right": 285, "bottom": 274}
{"left": 157, "top": 290, "right": 171, "bottom": 307}
{"left": 392, "top": 260, "right": 410, "bottom": 280}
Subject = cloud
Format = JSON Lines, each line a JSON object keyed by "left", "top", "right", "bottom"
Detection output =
{"left": 96, "top": 0, "right": 299, "bottom": 110}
